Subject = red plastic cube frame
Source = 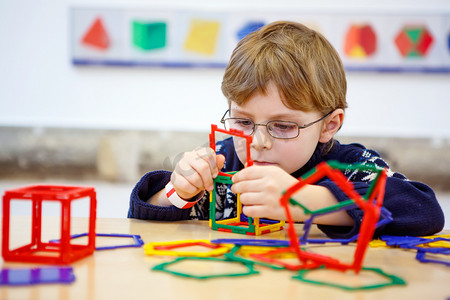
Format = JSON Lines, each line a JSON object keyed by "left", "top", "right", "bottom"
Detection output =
{"left": 2, "top": 185, "right": 97, "bottom": 264}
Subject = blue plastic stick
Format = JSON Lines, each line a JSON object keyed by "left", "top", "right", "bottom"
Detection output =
{"left": 416, "top": 250, "right": 450, "bottom": 267}
{"left": 211, "top": 238, "right": 289, "bottom": 247}
{"left": 300, "top": 207, "right": 393, "bottom": 245}
{"left": 49, "top": 233, "right": 144, "bottom": 250}
{"left": 0, "top": 266, "right": 75, "bottom": 286}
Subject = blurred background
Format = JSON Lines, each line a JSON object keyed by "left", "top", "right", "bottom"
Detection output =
{"left": 0, "top": 1, "right": 449, "bottom": 225}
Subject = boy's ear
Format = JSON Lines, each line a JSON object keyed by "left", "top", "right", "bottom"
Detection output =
{"left": 319, "top": 109, "right": 344, "bottom": 143}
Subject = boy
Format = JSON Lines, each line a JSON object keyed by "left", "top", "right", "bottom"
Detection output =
{"left": 128, "top": 21, "right": 444, "bottom": 238}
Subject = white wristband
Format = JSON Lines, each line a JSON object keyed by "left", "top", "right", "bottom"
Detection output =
{"left": 165, "top": 181, "right": 203, "bottom": 209}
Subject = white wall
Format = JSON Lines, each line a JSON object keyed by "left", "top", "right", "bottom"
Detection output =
{"left": 1, "top": 0, "right": 449, "bottom": 140}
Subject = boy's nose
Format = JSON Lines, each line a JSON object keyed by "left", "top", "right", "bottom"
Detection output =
{"left": 251, "top": 126, "right": 272, "bottom": 150}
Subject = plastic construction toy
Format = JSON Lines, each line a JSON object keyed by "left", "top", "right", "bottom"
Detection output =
{"left": 0, "top": 266, "right": 75, "bottom": 286}
{"left": 293, "top": 266, "right": 406, "bottom": 291}
{"left": 211, "top": 238, "right": 289, "bottom": 247}
{"left": 421, "top": 234, "right": 450, "bottom": 247}
{"left": 249, "top": 246, "right": 328, "bottom": 271}
{"left": 300, "top": 206, "right": 393, "bottom": 245}
{"left": 152, "top": 256, "right": 258, "bottom": 280}
{"left": 400, "top": 237, "right": 450, "bottom": 254}
{"left": 279, "top": 161, "right": 388, "bottom": 274}
{"left": 223, "top": 245, "right": 286, "bottom": 270}
{"left": 375, "top": 235, "right": 450, "bottom": 266}
{"left": 379, "top": 235, "right": 427, "bottom": 247}
{"left": 144, "top": 239, "right": 233, "bottom": 257}
{"left": 208, "top": 124, "right": 284, "bottom": 236}
{"left": 380, "top": 234, "right": 450, "bottom": 251}
{"left": 416, "top": 250, "right": 450, "bottom": 267}
{"left": 2, "top": 185, "right": 96, "bottom": 264}
{"left": 50, "top": 233, "right": 144, "bottom": 251}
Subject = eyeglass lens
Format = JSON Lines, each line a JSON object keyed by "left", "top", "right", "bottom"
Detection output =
{"left": 224, "top": 119, "right": 299, "bottom": 139}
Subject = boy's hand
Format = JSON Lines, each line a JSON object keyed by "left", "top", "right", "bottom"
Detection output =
{"left": 231, "top": 165, "right": 297, "bottom": 220}
{"left": 171, "top": 147, "right": 225, "bottom": 200}
{"left": 231, "top": 165, "right": 354, "bottom": 226}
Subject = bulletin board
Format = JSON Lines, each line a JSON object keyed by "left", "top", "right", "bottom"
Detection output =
{"left": 70, "top": 7, "right": 450, "bottom": 73}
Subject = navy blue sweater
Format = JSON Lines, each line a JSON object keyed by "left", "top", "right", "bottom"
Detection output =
{"left": 128, "top": 138, "right": 444, "bottom": 239}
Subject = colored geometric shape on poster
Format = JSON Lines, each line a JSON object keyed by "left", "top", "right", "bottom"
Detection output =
{"left": 184, "top": 19, "right": 220, "bottom": 56}
{"left": 132, "top": 21, "right": 167, "bottom": 51}
{"left": 448, "top": 31, "right": 450, "bottom": 53}
{"left": 81, "top": 17, "right": 110, "bottom": 51}
{"left": 344, "top": 24, "right": 377, "bottom": 58}
{"left": 394, "top": 25, "right": 434, "bottom": 58}
{"left": 237, "top": 22, "right": 265, "bottom": 40}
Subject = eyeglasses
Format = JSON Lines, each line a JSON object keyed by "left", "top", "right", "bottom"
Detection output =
{"left": 220, "top": 109, "right": 332, "bottom": 139}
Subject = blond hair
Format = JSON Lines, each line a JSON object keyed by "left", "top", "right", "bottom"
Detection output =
{"left": 221, "top": 21, "right": 347, "bottom": 114}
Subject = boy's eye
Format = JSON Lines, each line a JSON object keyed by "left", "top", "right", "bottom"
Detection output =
{"left": 270, "top": 121, "right": 297, "bottom": 131}
{"left": 234, "top": 119, "right": 253, "bottom": 127}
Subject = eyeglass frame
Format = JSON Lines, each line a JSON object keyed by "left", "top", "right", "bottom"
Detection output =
{"left": 220, "top": 109, "right": 333, "bottom": 139}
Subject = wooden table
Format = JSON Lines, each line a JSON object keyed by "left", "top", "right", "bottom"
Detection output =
{"left": 1, "top": 217, "right": 449, "bottom": 300}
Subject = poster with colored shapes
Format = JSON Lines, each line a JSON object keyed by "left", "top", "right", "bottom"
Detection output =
{"left": 70, "top": 7, "right": 450, "bottom": 72}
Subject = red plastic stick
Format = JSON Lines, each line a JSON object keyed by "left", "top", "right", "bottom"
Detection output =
{"left": 210, "top": 124, "right": 253, "bottom": 167}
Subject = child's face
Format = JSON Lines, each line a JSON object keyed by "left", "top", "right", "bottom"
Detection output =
{"left": 230, "top": 82, "right": 325, "bottom": 174}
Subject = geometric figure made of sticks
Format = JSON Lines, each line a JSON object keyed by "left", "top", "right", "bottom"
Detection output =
{"left": 49, "top": 233, "right": 144, "bottom": 251}
{"left": 413, "top": 234, "right": 450, "bottom": 248}
{"left": 2, "top": 185, "right": 96, "bottom": 265}
{"left": 208, "top": 125, "right": 284, "bottom": 236}
{"left": 249, "top": 247, "right": 323, "bottom": 271}
{"left": 415, "top": 250, "right": 450, "bottom": 267}
{"left": 152, "top": 256, "right": 259, "bottom": 280}
{"left": 292, "top": 266, "right": 406, "bottom": 291}
{"left": 0, "top": 266, "right": 75, "bottom": 286}
{"left": 398, "top": 237, "right": 450, "bottom": 254}
{"left": 380, "top": 235, "right": 450, "bottom": 252}
{"left": 223, "top": 245, "right": 287, "bottom": 270}
{"left": 300, "top": 206, "right": 392, "bottom": 245}
{"left": 144, "top": 240, "right": 233, "bottom": 257}
{"left": 280, "top": 160, "right": 388, "bottom": 273}
{"left": 210, "top": 238, "right": 289, "bottom": 247}
{"left": 373, "top": 234, "right": 450, "bottom": 266}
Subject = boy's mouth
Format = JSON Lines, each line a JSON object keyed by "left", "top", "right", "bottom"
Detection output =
{"left": 253, "top": 160, "right": 276, "bottom": 166}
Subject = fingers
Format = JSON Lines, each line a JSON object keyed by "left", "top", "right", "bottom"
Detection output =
{"left": 216, "top": 154, "right": 225, "bottom": 170}
{"left": 172, "top": 148, "right": 223, "bottom": 199}
{"left": 170, "top": 172, "right": 201, "bottom": 199}
{"left": 231, "top": 166, "right": 293, "bottom": 220}
{"left": 242, "top": 204, "right": 266, "bottom": 219}
{"left": 240, "top": 195, "right": 284, "bottom": 219}
{"left": 231, "top": 166, "right": 272, "bottom": 194}
{"left": 232, "top": 165, "right": 277, "bottom": 183}
{"left": 188, "top": 150, "right": 217, "bottom": 190}
{"left": 237, "top": 191, "right": 261, "bottom": 205}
